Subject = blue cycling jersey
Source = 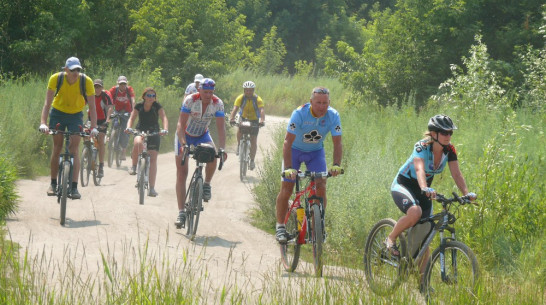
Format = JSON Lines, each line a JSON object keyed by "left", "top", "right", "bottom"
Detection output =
{"left": 287, "top": 103, "right": 342, "bottom": 152}
{"left": 398, "top": 140, "right": 458, "bottom": 181}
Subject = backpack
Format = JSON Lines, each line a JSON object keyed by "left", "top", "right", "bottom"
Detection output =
{"left": 239, "top": 94, "right": 260, "bottom": 119}
{"left": 54, "top": 72, "right": 88, "bottom": 104}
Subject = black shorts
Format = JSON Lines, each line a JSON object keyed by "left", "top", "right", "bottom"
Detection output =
{"left": 138, "top": 133, "right": 160, "bottom": 151}
{"left": 390, "top": 175, "right": 432, "bottom": 218}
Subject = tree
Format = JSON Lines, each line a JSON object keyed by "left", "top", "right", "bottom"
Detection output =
{"left": 253, "top": 26, "right": 286, "bottom": 74}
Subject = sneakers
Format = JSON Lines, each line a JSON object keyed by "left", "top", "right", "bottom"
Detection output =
{"left": 148, "top": 188, "right": 158, "bottom": 197}
{"left": 276, "top": 226, "right": 287, "bottom": 244}
{"left": 68, "top": 188, "right": 81, "bottom": 199}
{"left": 203, "top": 183, "right": 211, "bottom": 201}
{"left": 97, "top": 166, "right": 104, "bottom": 178}
{"left": 249, "top": 160, "right": 255, "bottom": 170}
{"left": 47, "top": 184, "right": 57, "bottom": 196}
{"left": 175, "top": 211, "right": 186, "bottom": 228}
{"left": 128, "top": 166, "right": 137, "bottom": 175}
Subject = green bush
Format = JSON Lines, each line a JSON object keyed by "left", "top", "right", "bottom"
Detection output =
{"left": 0, "top": 153, "right": 18, "bottom": 220}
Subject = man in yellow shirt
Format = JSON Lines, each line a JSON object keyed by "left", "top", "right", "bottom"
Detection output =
{"left": 39, "top": 57, "right": 97, "bottom": 199}
{"left": 229, "top": 81, "right": 265, "bottom": 170}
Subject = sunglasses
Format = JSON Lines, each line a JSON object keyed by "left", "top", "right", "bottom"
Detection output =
{"left": 146, "top": 93, "right": 156, "bottom": 98}
{"left": 70, "top": 68, "right": 81, "bottom": 72}
{"left": 439, "top": 130, "right": 453, "bottom": 136}
{"left": 313, "top": 88, "right": 329, "bottom": 94}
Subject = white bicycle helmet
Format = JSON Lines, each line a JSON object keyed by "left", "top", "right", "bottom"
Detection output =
{"left": 242, "top": 81, "right": 256, "bottom": 89}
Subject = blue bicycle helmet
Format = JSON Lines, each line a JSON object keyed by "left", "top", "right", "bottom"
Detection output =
{"left": 200, "top": 78, "right": 215, "bottom": 90}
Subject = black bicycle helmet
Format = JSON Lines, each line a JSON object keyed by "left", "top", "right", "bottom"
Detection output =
{"left": 428, "top": 114, "right": 457, "bottom": 132}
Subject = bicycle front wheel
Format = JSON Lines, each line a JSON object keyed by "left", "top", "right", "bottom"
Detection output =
{"left": 363, "top": 218, "right": 407, "bottom": 296}
{"left": 137, "top": 157, "right": 146, "bottom": 205}
{"left": 190, "top": 176, "right": 203, "bottom": 239}
{"left": 80, "top": 146, "right": 90, "bottom": 187}
{"left": 239, "top": 141, "right": 247, "bottom": 181}
{"left": 280, "top": 205, "right": 301, "bottom": 272}
{"left": 92, "top": 150, "right": 101, "bottom": 186}
{"left": 310, "top": 204, "right": 324, "bottom": 277}
{"left": 422, "top": 240, "right": 479, "bottom": 301}
{"left": 60, "top": 161, "right": 71, "bottom": 226}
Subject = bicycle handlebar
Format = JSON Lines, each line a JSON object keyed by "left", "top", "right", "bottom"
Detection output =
{"left": 281, "top": 169, "right": 345, "bottom": 179}
{"left": 44, "top": 123, "right": 87, "bottom": 137}
{"left": 435, "top": 192, "right": 478, "bottom": 206}
{"left": 180, "top": 144, "right": 225, "bottom": 171}
{"left": 130, "top": 130, "right": 162, "bottom": 137}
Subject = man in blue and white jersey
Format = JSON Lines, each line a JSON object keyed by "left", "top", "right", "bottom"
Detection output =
{"left": 174, "top": 78, "right": 227, "bottom": 228}
{"left": 275, "top": 87, "right": 343, "bottom": 243}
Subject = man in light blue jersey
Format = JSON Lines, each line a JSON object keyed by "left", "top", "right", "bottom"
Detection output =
{"left": 275, "top": 87, "right": 343, "bottom": 243}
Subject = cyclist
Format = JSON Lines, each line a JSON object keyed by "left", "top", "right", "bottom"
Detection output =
{"left": 386, "top": 115, "right": 476, "bottom": 280}
{"left": 125, "top": 88, "right": 169, "bottom": 197}
{"left": 90, "top": 79, "right": 113, "bottom": 178}
{"left": 183, "top": 73, "right": 204, "bottom": 99}
{"left": 174, "top": 78, "right": 227, "bottom": 227}
{"left": 228, "top": 80, "right": 265, "bottom": 170}
{"left": 275, "top": 87, "right": 343, "bottom": 243}
{"left": 39, "top": 57, "right": 98, "bottom": 199}
{"left": 108, "top": 75, "right": 135, "bottom": 164}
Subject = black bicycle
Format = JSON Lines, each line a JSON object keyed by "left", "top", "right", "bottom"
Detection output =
{"left": 130, "top": 130, "right": 161, "bottom": 205}
{"left": 234, "top": 121, "right": 262, "bottom": 181}
{"left": 80, "top": 124, "right": 105, "bottom": 187}
{"left": 363, "top": 192, "right": 479, "bottom": 300}
{"left": 47, "top": 124, "right": 86, "bottom": 226}
{"left": 176, "top": 143, "right": 224, "bottom": 240}
{"left": 107, "top": 111, "right": 128, "bottom": 168}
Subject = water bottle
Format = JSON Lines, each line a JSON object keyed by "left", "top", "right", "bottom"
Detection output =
{"left": 296, "top": 207, "right": 304, "bottom": 231}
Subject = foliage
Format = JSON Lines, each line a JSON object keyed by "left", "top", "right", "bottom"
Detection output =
{"left": 0, "top": 154, "right": 18, "bottom": 220}
{"left": 432, "top": 35, "right": 510, "bottom": 112}
{"left": 252, "top": 26, "right": 286, "bottom": 75}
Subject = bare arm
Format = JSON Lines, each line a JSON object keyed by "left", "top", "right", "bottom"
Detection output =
{"left": 259, "top": 107, "right": 265, "bottom": 124}
{"left": 87, "top": 94, "right": 97, "bottom": 129}
{"left": 158, "top": 108, "right": 168, "bottom": 131}
{"left": 283, "top": 133, "right": 296, "bottom": 168}
{"left": 176, "top": 112, "right": 190, "bottom": 145}
{"left": 449, "top": 160, "right": 470, "bottom": 195}
{"left": 40, "top": 89, "right": 55, "bottom": 126}
{"left": 126, "top": 109, "right": 138, "bottom": 130}
{"left": 105, "top": 105, "right": 113, "bottom": 124}
{"left": 414, "top": 157, "right": 428, "bottom": 189}
{"left": 229, "top": 106, "right": 240, "bottom": 121}
{"left": 331, "top": 135, "right": 342, "bottom": 166}
{"left": 215, "top": 116, "right": 226, "bottom": 150}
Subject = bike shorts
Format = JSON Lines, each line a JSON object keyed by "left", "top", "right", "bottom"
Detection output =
{"left": 95, "top": 119, "right": 108, "bottom": 133}
{"left": 240, "top": 119, "right": 260, "bottom": 136}
{"left": 283, "top": 147, "right": 326, "bottom": 182}
{"left": 49, "top": 108, "right": 83, "bottom": 132}
{"left": 136, "top": 133, "right": 160, "bottom": 151}
{"left": 174, "top": 131, "right": 214, "bottom": 156}
{"left": 390, "top": 174, "right": 433, "bottom": 218}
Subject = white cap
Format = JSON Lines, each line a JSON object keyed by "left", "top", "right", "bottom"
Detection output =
{"left": 194, "top": 74, "right": 204, "bottom": 82}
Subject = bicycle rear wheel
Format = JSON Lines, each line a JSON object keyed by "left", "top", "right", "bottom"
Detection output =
{"left": 363, "top": 218, "right": 407, "bottom": 296}
{"left": 190, "top": 176, "right": 203, "bottom": 239}
{"left": 280, "top": 205, "right": 301, "bottom": 272}
{"left": 137, "top": 157, "right": 146, "bottom": 205}
{"left": 60, "top": 161, "right": 71, "bottom": 226}
{"left": 80, "top": 146, "right": 90, "bottom": 187}
{"left": 422, "top": 240, "right": 479, "bottom": 301}
{"left": 239, "top": 140, "right": 247, "bottom": 181}
{"left": 310, "top": 204, "right": 324, "bottom": 277}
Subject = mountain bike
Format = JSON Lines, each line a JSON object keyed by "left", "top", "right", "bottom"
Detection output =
{"left": 80, "top": 125, "right": 104, "bottom": 187}
{"left": 280, "top": 170, "right": 342, "bottom": 277}
{"left": 47, "top": 124, "right": 86, "bottom": 226}
{"left": 176, "top": 143, "right": 225, "bottom": 240}
{"left": 363, "top": 192, "right": 479, "bottom": 300}
{"left": 107, "top": 111, "right": 128, "bottom": 168}
{"left": 235, "top": 121, "right": 262, "bottom": 181}
{"left": 130, "top": 130, "right": 161, "bottom": 205}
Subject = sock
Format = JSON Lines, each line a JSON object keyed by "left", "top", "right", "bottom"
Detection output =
{"left": 72, "top": 182, "right": 78, "bottom": 189}
{"left": 51, "top": 179, "right": 57, "bottom": 185}
{"left": 276, "top": 223, "right": 285, "bottom": 229}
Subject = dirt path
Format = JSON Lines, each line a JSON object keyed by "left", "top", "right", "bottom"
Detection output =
{"left": 6, "top": 116, "right": 302, "bottom": 299}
